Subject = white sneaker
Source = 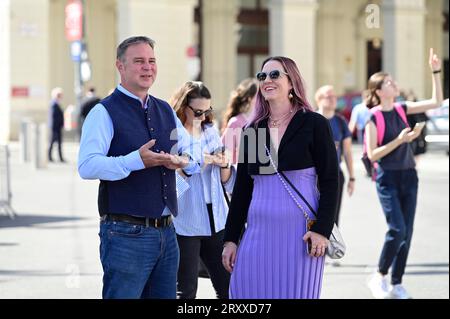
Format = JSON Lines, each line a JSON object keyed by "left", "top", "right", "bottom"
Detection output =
{"left": 367, "top": 272, "right": 390, "bottom": 299}
{"left": 388, "top": 284, "right": 412, "bottom": 299}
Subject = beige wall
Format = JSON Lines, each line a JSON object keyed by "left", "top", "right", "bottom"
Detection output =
{"left": 316, "top": 0, "right": 442, "bottom": 100}
{"left": 117, "top": 0, "right": 198, "bottom": 101}
{"left": 82, "top": 0, "right": 117, "bottom": 98}
{"left": 316, "top": 0, "right": 374, "bottom": 96}
{"left": 49, "top": 0, "right": 116, "bottom": 112}
{"left": 202, "top": 0, "right": 238, "bottom": 116}
{"left": 9, "top": 0, "right": 51, "bottom": 140}
{"left": 425, "top": 0, "right": 444, "bottom": 99}
{"left": 0, "top": 0, "right": 11, "bottom": 143}
{"left": 269, "top": 0, "right": 318, "bottom": 103}
{"left": 2, "top": 0, "right": 446, "bottom": 141}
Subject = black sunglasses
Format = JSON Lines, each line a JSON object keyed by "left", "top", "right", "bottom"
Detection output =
{"left": 187, "top": 105, "right": 213, "bottom": 117}
{"left": 255, "top": 70, "right": 289, "bottom": 82}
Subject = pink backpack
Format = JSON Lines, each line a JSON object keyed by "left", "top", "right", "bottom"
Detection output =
{"left": 361, "top": 103, "right": 409, "bottom": 180}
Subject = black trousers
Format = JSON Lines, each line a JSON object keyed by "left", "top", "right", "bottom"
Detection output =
{"left": 48, "top": 129, "right": 64, "bottom": 161}
{"left": 176, "top": 205, "right": 230, "bottom": 299}
{"left": 335, "top": 169, "right": 345, "bottom": 226}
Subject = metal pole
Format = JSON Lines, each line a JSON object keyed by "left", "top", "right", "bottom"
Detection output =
{"left": 74, "top": 0, "right": 85, "bottom": 141}
{"left": 5, "top": 145, "right": 16, "bottom": 218}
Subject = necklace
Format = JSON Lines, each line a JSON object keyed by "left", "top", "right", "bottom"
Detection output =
{"left": 269, "top": 108, "right": 294, "bottom": 127}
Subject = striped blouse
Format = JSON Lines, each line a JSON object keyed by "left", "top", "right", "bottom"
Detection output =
{"left": 174, "top": 124, "right": 236, "bottom": 236}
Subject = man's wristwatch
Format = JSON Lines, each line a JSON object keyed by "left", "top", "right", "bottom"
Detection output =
{"left": 181, "top": 169, "right": 192, "bottom": 177}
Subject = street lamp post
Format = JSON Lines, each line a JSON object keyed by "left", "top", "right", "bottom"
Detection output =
{"left": 66, "top": 0, "right": 90, "bottom": 138}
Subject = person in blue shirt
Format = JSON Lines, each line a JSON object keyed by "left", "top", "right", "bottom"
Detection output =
{"left": 348, "top": 90, "right": 371, "bottom": 144}
{"left": 78, "top": 36, "right": 201, "bottom": 299}
{"left": 315, "top": 85, "right": 355, "bottom": 227}
{"left": 169, "top": 81, "right": 235, "bottom": 299}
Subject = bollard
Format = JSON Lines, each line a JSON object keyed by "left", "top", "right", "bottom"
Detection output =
{"left": 0, "top": 144, "right": 16, "bottom": 218}
{"left": 19, "top": 118, "right": 33, "bottom": 163}
{"left": 31, "top": 123, "right": 48, "bottom": 169}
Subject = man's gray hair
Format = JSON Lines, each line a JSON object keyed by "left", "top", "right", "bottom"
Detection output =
{"left": 116, "top": 36, "right": 155, "bottom": 61}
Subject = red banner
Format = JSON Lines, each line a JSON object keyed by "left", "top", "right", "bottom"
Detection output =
{"left": 65, "top": 0, "right": 83, "bottom": 42}
{"left": 11, "top": 87, "right": 29, "bottom": 97}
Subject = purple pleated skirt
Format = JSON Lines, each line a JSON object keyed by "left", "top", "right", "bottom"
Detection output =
{"left": 229, "top": 168, "right": 325, "bottom": 299}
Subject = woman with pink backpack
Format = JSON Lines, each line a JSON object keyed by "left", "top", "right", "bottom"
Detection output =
{"left": 365, "top": 48, "right": 443, "bottom": 299}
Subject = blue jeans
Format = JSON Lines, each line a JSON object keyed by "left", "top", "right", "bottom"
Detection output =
{"left": 375, "top": 167, "right": 418, "bottom": 285}
{"left": 99, "top": 220, "right": 179, "bottom": 299}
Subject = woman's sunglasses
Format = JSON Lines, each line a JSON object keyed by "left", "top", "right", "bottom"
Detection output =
{"left": 188, "top": 105, "right": 213, "bottom": 117}
{"left": 255, "top": 70, "right": 289, "bottom": 82}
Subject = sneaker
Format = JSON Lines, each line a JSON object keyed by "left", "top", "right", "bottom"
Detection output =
{"left": 367, "top": 272, "right": 390, "bottom": 299}
{"left": 388, "top": 284, "right": 412, "bottom": 299}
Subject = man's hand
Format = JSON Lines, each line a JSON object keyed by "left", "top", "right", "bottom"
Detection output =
{"left": 160, "top": 151, "right": 190, "bottom": 170}
{"left": 139, "top": 139, "right": 172, "bottom": 168}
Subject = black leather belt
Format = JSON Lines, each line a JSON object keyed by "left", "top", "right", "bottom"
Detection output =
{"left": 101, "top": 214, "right": 172, "bottom": 228}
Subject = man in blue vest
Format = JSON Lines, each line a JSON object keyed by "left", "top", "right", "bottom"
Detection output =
{"left": 78, "top": 36, "right": 201, "bottom": 299}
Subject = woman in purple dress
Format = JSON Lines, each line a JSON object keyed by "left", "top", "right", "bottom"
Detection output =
{"left": 222, "top": 56, "right": 339, "bottom": 299}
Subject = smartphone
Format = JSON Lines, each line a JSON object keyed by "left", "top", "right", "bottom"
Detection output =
{"left": 210, "top": 146, "right": 226, "bottom": 155}
{"left": 306, "top": 239, "right": 312, "bottom": 255}
{"left": 413, "top": 121, "right": 426, "bottom": 132}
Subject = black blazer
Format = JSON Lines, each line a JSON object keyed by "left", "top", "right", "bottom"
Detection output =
{"left": 223, "top": 110, "right": 339, "bottom": 244}
{"left": 49, "top": 101, "right": 64, "bottom": 132}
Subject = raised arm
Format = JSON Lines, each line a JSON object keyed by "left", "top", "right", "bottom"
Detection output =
{"left": 406, "top": 48, "right": 443, "bottom": 114}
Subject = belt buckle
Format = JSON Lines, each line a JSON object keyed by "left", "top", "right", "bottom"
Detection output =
{"left": 154, "top": 218, "right": 158, "bottom": 228}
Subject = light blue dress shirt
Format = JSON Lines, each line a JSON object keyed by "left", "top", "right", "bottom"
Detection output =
{"left": 174, "top": 124, "right": 236, "bottom": 236}
{"left": 78, "top": 84, "right": 201, "bottom": 216}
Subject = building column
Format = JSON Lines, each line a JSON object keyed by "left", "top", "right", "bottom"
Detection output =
{"left": 382, "top": 0, "right": 426, "bottom": 98}
{"left": 0, "top": 0, "right": 11, "bottom": 143}
{"left": 425, "top": 0, "right": 444, "bottom": 98}
{"left": 268, "top": 0, "right": 318, "bottom": 102}
{"left": 202, "top": 0, "right": 238, "bottom": 118}
{"left": 117, "top": 0, "right": 198, "bottom": 100}
{"left": 2, "top": 0, "right": 51, "bottom": 141}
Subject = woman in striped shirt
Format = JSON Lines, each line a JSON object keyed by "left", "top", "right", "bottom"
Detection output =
{"left": 169, "top": 81, "right": 236, "bottom": 299}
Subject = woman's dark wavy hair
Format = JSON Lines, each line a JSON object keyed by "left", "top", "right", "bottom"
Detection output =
{"left": 169, "top": 81, "right": 213, "bottom": 127}
{"left": 222, "top": 78, "right": 258, "bottom": 130}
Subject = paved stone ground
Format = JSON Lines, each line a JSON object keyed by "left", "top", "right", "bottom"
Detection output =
{"left": 0, "top": 142, "right": 448, "bottom": 299}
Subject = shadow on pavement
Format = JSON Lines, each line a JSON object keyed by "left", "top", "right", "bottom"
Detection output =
{"left": 0, "top": 214, "right": 86, "bottom": 228}
{"left": 0, "top": 242, "right": 19, "bottom": 246}
{"left": 0, "top": 269, "right": 101, "bottom": 277}
{"left": 325, "top": 262, "right": 449, "bottom": 276}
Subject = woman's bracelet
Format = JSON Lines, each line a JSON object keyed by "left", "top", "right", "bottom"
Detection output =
{"left": 223, "top": 241, "right": 236, "bottom": 248}
{"left": 432, "top": 69, "right": 441, "bottom": 74}
{"left": 220, "top": 162, "right": 231, "bottom": 169}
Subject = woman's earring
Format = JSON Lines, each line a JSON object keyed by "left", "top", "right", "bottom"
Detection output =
{"left": 288, "top": 90, "right": 294, "bottom": 99}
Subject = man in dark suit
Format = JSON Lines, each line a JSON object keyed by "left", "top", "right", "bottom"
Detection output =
{"left": 78, "top": 87, "right": 101, "bottom": 139}
{"left": 48, "top": 87, "right": 65, "bottom": 162}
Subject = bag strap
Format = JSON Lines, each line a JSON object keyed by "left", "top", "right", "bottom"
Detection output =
{"left": 221, "top": 183, "right": 230, "bottom": 207}
{"left": 370, "top": 103, "right": 409, "bottom": 147}
{"left": 371, "top": 106, "right": 385, "bottom": 146}
{"left": 264, "top": 145, "right": 316, "bottom": 224}
{"left": 394, "top": 103, "right": 409, "bottom": 127}
{"left": 278, "top": 170, "right": 317, "bottom": 217}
